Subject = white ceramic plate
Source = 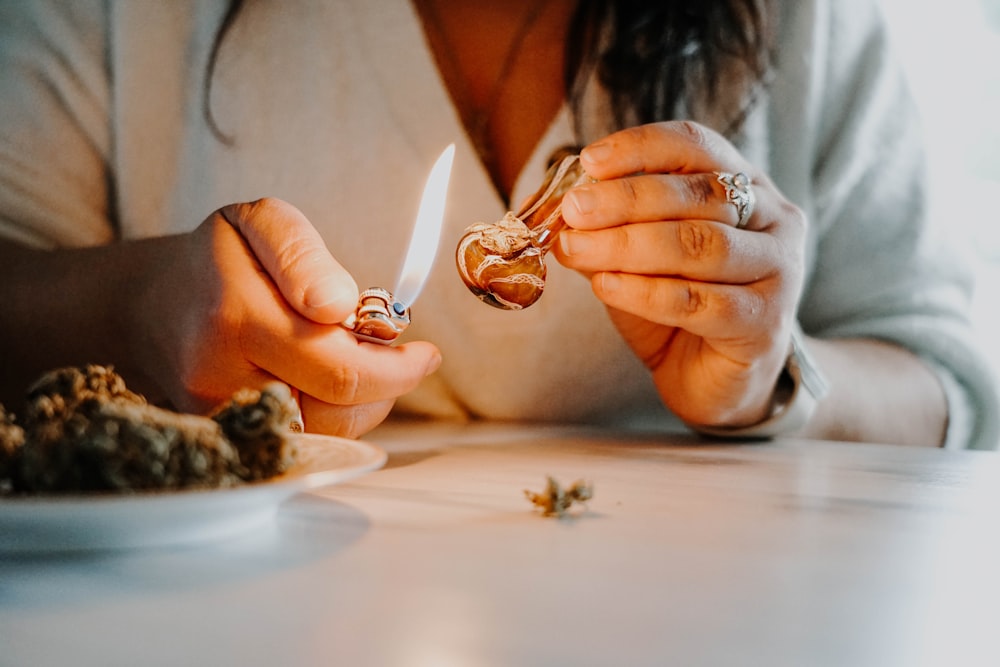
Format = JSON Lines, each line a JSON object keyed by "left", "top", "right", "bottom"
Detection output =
{"left": 0, "top": 433, "right": 386, "bottom": 553}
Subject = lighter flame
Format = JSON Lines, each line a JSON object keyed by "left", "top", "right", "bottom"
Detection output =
{"left": 393, "top": 143, "right": 455, "bottom": 308}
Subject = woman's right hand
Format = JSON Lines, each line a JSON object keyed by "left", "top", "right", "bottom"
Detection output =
{"left": 135, "top": 197, "right": 441, "bottom": 438}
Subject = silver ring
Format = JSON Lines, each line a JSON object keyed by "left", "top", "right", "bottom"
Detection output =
{"left": 714, "top": 171, "right": 755, "bottom": 229}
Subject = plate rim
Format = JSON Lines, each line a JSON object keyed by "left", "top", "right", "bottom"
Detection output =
{"left": 0, "top": 432, "right": 385, "bottom": 506}
{"left": 0, "top": 433, "right": 386, "bottom": 552}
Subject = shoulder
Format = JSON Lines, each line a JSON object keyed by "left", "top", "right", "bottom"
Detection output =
{"left": 772, "top": 0, "right": 893, "bottom": 80}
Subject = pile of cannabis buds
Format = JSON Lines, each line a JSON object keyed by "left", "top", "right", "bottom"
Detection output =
{"left": 0, "top": 365, "right": 299, "bottom": 495}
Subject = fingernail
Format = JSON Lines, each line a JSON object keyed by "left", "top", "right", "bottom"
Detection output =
{"left": 599, "top": 272, "right": 621, "bottom": 293}
{"left": 425, "top": 351, "right": 443, "bottom": 376}
{"left": 565, "top": 187, "right": 596, "bottom": 216}
{"left": 581, "top": 142, "right": 611, "bottom": 167}
{"left": 304, "top": 275, "right": 354, "bottom": 310}
{"left": 559, "top": 230, "right": 592, "bottom": 257}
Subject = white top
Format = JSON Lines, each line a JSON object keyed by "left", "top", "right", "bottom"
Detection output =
{"left": 0, "top": 0, "right": 995, "bottom": 448}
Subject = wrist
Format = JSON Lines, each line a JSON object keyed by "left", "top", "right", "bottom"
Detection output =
{"left": 689, "top": 323, "right": 830, "bottom": 439}
{"left": 118, "top": 233, "right": 191, "bottom": 401}
{"left": 0, "top": 239, "right": 155, "bottom": 402}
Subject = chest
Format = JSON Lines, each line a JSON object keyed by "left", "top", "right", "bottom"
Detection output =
{"left": 413, "top": 0, "right": 577, "bottom": 204}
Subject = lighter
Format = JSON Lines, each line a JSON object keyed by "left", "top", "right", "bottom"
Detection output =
{"left": 289, "top": 143, "right": 454, "bottom": 433}
{"left": 342, "top": 142, "right": 455, "bottom": 343}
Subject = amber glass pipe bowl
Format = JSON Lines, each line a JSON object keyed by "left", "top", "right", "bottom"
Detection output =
{"left": 455, "top": 153, "right": 588, "bottom": 310}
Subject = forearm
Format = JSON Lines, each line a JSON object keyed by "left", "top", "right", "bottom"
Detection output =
{"left": 800, "top": 336, "right": 948, "bottom": 446}
{"left": 0, "top": 238, "right": 166, "bottom": 410}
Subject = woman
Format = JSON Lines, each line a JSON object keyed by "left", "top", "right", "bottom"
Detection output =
{"left": 0, "top": 0, "right": 993, "bottom": 447}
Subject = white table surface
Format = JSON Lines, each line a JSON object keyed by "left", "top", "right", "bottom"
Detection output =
{"left": 2, "top": 421, "right": 1000, "bottom": 667}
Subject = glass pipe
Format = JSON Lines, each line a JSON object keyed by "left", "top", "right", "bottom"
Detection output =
{"left": 456, "top": 151, "right": 589, "bottom": 310}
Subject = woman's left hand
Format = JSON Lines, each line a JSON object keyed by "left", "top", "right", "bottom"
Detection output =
{"left": 553, "top": 121, "right": 807, "bottom": 429}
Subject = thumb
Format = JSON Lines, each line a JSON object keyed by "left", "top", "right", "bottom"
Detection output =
{"left": 220, "top": 198, "right": 358, "bottom": 324}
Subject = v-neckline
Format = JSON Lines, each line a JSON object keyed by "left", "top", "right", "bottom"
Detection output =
{"left": 347, "top": 0, "right": 575, "bottom": 212}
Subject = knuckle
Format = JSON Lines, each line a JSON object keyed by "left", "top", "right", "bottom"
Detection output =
{"left": 615, "top": 178, "right": 642, "bottom": 219}
{"left": 245, "top": 196, "right": 284, "bottom": 219}
{"left": 330, "top": 409, "right": 363, "bottom": 439}
{"left": 673, "top": 120, "right": 710, "bottom": 149}
{"left": 682, "top": 174, "right": 717, "bottom": 207}
{"left": 275, "top": 234, "right": 321, "bottom": 272}
{"left": 678, "top": 281, "right": 710, "bottom": 316}
{"left": 781, "top": 200, "right": 807, "bottom": 235}
{"left": 222, "top": 197, "right": 283, "bottom": 237}
{"left": 230, "top": 199, "right": 267, "bottom": 228}
{"left": 239, "top": 197, "right": 294, "bottom": 234}
{"left": 619, "top": 177, "right": 640, "bottom": 205}
{"left": 328, "top": 363, "right": 364, "bottom": 405}
{"left": 674, "top": 220, "right": 719, "bottom": 262}
{"left": 607, "top": 226, "right": 632, "bottom": 260}
{"left": 326, "top": 401, "right": 392, "bottom": 439}
{"left": 632, "top": 123, "right": 662, "bottom": 146}
{"left": 633, "top": 278, "right": 660, "bottom": 314}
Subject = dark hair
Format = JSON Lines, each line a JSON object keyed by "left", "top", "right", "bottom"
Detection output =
{"left": 204, "top": 1, "right": 773, "bottom": 144}
{"left": 566, "top": 0, "right": 773, "bottom": 136}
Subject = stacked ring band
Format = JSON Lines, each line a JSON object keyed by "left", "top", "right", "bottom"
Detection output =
{"left": 715, "top": 171, "right": 756, "bottom": 229}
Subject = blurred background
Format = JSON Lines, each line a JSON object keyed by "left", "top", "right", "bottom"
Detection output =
{"left": 880, "top": 0, "right": 1000, "bottom": 379}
